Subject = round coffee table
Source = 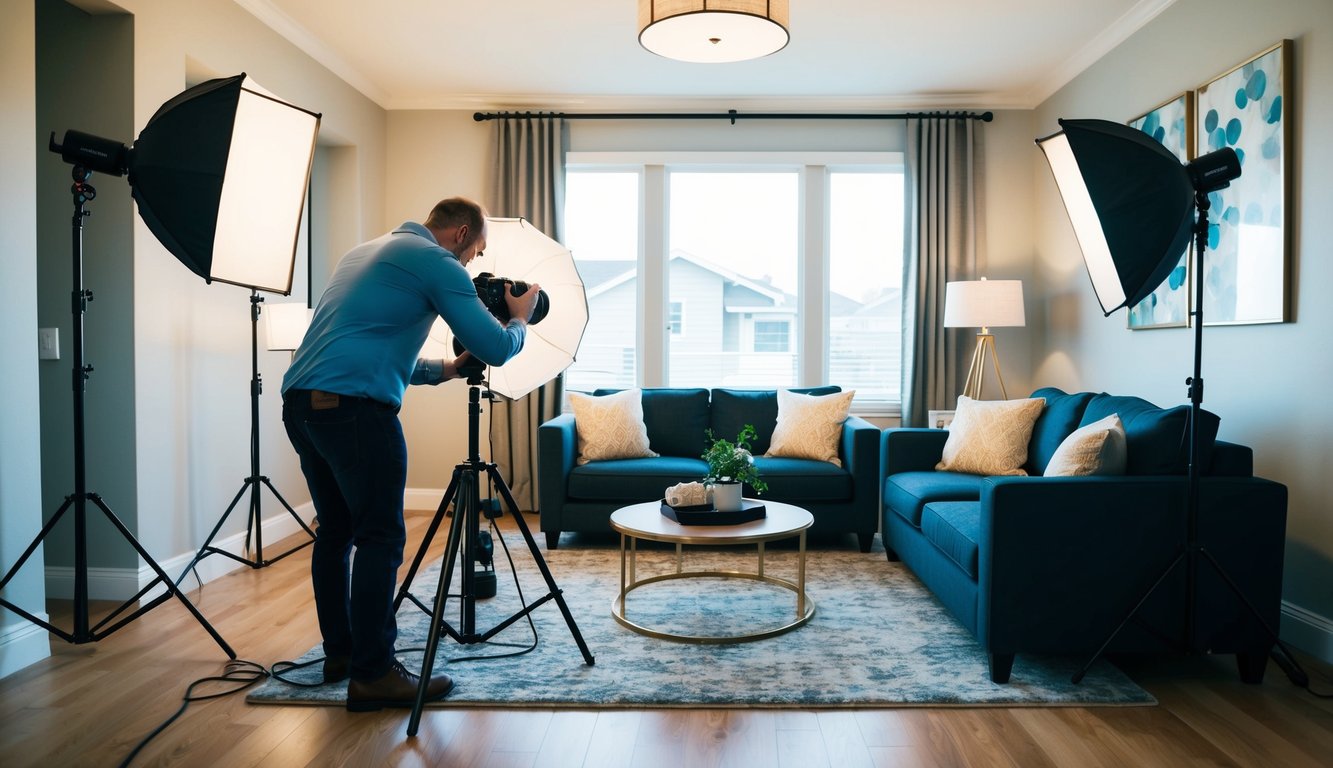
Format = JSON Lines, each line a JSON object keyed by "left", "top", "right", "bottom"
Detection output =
{"left": 608, "top": 499, "right": 815, "bottom": 643}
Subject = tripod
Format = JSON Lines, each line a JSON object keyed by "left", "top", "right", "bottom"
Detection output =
{"left": 395, "top": 378, "right": 594, "bottom": 735}
{"left": 175, "top": 291, "right": 315, "bottom": 584}
{"left": 0, "top": 165, "right": 234, "bottom": 658}
{"left": 1072, "top": 190, "right": 1295, "bottom": 684}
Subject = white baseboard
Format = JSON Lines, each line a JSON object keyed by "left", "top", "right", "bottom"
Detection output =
{"left": 405, "top": 487, "right": 447, "bottom": 513}
{"left": 1281, "top": 600, "right": 1333, "bottom": 665}
{"left": 45, "top": 501, "right": 317, "bottom": 601}
{"left": 0, "top": 617, "right": 52, "bottom": 678}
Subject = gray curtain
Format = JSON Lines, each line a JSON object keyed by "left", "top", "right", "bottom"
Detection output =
{"left": 488, "top": 115, "right": 567, "bottom": 511}
{"left": 900, "top": 116, "right": 985, "bottom": 426}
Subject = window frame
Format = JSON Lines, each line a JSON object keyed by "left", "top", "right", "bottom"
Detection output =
{"left": 565, "top": 151, "right": 904, "bottom": 416}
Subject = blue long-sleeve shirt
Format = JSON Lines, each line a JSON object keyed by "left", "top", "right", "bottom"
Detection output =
{"left": 282, "top": 222, "right": 525, "bottom": 406}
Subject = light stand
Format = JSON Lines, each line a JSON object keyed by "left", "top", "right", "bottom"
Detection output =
{"left": 962, "top": 330, "right": 1006, "bottom": 400}
{"left": 175, "top": 291, "right": 316, "bottom": 583}
{"left": 0, "top": 166, "right": 234, "bottom": 658}
{"left": 394, "top": 373, "right": 594, "bottom": 735}
{"left": 1037, "top": 118, "right": 1298, "bottom": 685}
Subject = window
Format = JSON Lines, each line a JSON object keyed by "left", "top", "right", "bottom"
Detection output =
{"left": 564, "top": 153, "right": 904, "bottom": 413}
{"left": 562, "top": 171, "right": 640, "bottom": 392}
{"left": 668, "top": 301, "right": 684, "bottom": 335}
{"left": 753, "top": 319, "right": 791, "bottom": 353}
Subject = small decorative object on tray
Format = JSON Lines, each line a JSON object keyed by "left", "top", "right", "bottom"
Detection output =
{"left": 660, "top": 498, "right": 767, "bottom": 526}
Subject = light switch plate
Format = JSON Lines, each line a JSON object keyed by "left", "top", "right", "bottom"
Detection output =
{"left": 38, "top": 327, "right": 59, "bottom": 360}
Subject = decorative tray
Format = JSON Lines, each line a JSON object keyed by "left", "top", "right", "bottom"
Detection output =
{"left": 659, "top": 499, "right": 766, "bottom": 526}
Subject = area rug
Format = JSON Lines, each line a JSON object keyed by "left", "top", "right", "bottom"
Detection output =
{"left": 247, "top": 540, "right": 1155, "bottom": 708}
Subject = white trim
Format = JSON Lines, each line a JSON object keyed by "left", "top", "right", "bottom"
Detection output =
{"left": 0, "top": 618, "right": 51, "bottom": 678}
{"left": 44, "top": 500, "right": 317, "bottom": 601}
{"left": 1281, "top": 600, "right": 1333, "bottom": 665}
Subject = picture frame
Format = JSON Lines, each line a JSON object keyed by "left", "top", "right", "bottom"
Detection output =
{"left": 1195, "top": 40, "right": 1292, "bottom": 325}
{"left": 1127, "top": 92, "right": 1194, "bottom": 330}
{"left": 927, "top": 409, "right": 956, "bottom": 430}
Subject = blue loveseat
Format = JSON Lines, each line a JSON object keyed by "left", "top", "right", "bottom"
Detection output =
{"left": 881, "top": 387, "right": 1287, "bottom": 683}
{"left": 538, "top": 387, "right": 881, "bottom": 550}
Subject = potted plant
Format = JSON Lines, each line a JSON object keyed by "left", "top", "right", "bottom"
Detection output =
{"left": 702, "top": 424, "right": 768, "bottom": 511}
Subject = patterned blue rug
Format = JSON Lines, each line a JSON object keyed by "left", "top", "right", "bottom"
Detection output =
{"left": 247, "top": 539, "right": 1155, "bottom": 708}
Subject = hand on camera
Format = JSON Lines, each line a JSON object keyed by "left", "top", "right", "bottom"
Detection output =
{"left": 505, "top": 282, "right": 542, "bottom": 324}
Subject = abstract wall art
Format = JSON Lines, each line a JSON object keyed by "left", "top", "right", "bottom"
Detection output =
{"left": 1195, "top": 40, "right": 1292, "bottom": 325}
{"left": 1127, "top": 92, "right": 1194, "bottom": 330}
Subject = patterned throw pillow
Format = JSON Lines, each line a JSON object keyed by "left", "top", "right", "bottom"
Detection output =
{"left": 935, "top": 396, "right": 1045, "bottom": 476}
{"left": 765, "top": 389, "right": 856, "bottom": 467}
{"left": 1043, "top": 413, "right": 1127, "bottom": 476}
{"left": 568, "top": 389, "right": 658, "bottom": 466}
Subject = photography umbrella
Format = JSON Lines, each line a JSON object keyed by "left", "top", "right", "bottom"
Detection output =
{"left": 428, "top": 217, "right": 588, "bottom": 399}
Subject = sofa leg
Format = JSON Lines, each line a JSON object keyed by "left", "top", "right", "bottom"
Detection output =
{"left": 1236, "top": 650, "right": 1268, "bottom": 684}
{"left": 857, "top": 532, "right": 874, "bottom": 553}
{"left": 545, "top": 531, "right": 560, "bottom": 550}
{"left": 884, "top": 546, "right": 900, "bottom": 562}
{"left": 989, "top": 653, "right": 1015, "bottom": 684}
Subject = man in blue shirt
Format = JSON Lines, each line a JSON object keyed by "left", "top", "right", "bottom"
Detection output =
{"left": 281, "top": 197, "right": 540, "bottom": 711}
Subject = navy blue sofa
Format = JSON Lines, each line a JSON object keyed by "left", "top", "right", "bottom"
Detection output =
{"left": 881, "top": 387, "right": 1288, "bottom": 684}
{"left": 539, "top": 387, "right": 881, "bottom": 550}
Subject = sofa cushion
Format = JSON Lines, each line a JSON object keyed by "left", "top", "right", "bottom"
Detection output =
{"left": 567, "top": 457, "right": 709, "bottom": 500}
{"left": 883, "top": 471, "right": 985, "bottom": 527}
{"left": 921, "top": 502, "right": 982, "bottom": 580}
{"left": 936, "top": 396, "right": 1045, "bottom": 476}
{"left": 1082, "top": 394, "right": 1220, "bottom": 475}
{"left": 752, "top": 457, "right": 852, "bottom": 501}
{"left": 710, "top": 386, "right": 841, "bottom": 455}
{"left": 766, "top": 389, "right": 856, "bottom": 467}
{"left": 1043, "top": 414, "right": 1127, "bottom": 477}
{"left": 569, "top": 389, "right": 658, "bottom": 465}
{"left": 1025, "top": 388, "right": 1095, "bottom": 475}
{"left": 595, "top": 387, "right": 710, "bottom": 458}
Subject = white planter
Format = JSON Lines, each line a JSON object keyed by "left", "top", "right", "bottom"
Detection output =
{"left": 712, "top": 481, "right": 743, "bottom": 512}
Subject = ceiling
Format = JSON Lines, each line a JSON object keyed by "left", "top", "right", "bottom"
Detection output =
{"left": 236, "top": 0, "right": 1177, "bottom": 111}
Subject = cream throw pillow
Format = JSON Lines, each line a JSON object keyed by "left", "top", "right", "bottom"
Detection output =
{"left": 766, "top": 389, "right": 856, "bottom": 467}
{"left": 568, "top": 389, "right": 658, "bottom": 466}
{"left": 1043, "top": 414, "right": 1127, "bottom": 477}
{"left": 935, "top": 396, "right": 1045, "bottom": 476}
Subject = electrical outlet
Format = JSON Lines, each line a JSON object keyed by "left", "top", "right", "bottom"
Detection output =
{"left": 39, "top": 327, "right": 59, "bottom": 360}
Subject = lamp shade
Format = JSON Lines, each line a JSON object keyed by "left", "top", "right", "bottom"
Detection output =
{"left": 264, "top": 301, "right": 312, "bottom": 351}
{"left": 943, "top": 279, "right": 1025, "bottom": 329}
{"left": 639, "top": 0, "right": 789, "bottom": 63}
{"left": 1036, "top": 118, "right": 1196, "bottom": 315}
{"left": 429, "top": 218, "right": 588, "bottom": 400}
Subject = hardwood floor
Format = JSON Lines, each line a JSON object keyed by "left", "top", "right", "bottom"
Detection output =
{"left": 2, "top": 509, "right": 1331, "bottom": 767}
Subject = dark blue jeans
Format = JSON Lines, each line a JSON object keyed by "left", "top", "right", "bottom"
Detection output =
{"left": 282, "top": 389, "right": 407, "bottom": 682}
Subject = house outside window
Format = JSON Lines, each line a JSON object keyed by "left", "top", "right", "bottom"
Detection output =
{"left": 563, "top": 153, "right": 903, "bottom": 414}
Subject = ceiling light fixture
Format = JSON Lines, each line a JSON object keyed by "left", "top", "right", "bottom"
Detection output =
{"left": 639, "top": 1, "right": 790, "bottom": 63}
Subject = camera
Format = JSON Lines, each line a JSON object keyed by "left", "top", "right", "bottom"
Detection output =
{"left": 472, "top": 272, "right": 549, "bottom": 325}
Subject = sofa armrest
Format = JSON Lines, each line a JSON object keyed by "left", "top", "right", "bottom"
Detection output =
{"left": 881, "top": 428, "right": 949, "bottom": 477}
{"left": 537, "top": 413, "right": 578, "bottom": 528}
{"left": 842, "top": 415, "right": 882, "bottom": 515}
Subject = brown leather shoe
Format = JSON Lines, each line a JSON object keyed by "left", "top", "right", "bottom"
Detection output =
{"left": 346, "top": 660, "right": 453, "bottom": 712}
{"left": 323, "top": 655, "right": 350, "bottom": 684}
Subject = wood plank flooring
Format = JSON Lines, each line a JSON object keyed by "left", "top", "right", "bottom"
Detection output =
{"left": 2, "top": 509, "right": 1331, "bottom": 767}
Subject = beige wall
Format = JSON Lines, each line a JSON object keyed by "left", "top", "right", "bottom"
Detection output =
{"left": 1026, "top": 0, "right": 1333, "bottom": 657}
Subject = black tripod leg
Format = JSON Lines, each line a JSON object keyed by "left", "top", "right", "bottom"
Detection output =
{"left": 175, "top": 482, "right": 250, "bottom": 587}
{"left": 0, "top": 496, "right": 74, "bottom": 591}
{"left": 394, "top": 467, "right": 462, "bottom": 613}
{"left": 487, "top": 465, "right": 595, "bottom": 667}
{"left": 1197, "top": 547, "right": 1290, "bottom": 683}
{"left": 262, "top": 477, "right": 317, "bottom": 538}
{"left": 1072, "top": 550, "right": 1185, "bottom": 683}
{"left": 407, "top": 513, "right": 459, "bottom": 737}
{"left": 88, "top": 494, "right": 236, "bottom": 659}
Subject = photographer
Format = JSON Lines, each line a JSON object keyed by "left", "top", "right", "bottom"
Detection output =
{"left": 280, "top": 197, "right": 540, "bottom": 712}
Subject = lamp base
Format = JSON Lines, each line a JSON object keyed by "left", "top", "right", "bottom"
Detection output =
{"left": 962, "top": 332, "right": 1009, "bottom": 400}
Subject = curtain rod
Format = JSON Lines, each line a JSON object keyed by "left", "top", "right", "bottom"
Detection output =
{"left": 473, "top": 109, "right": 993, "bottom": 124}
